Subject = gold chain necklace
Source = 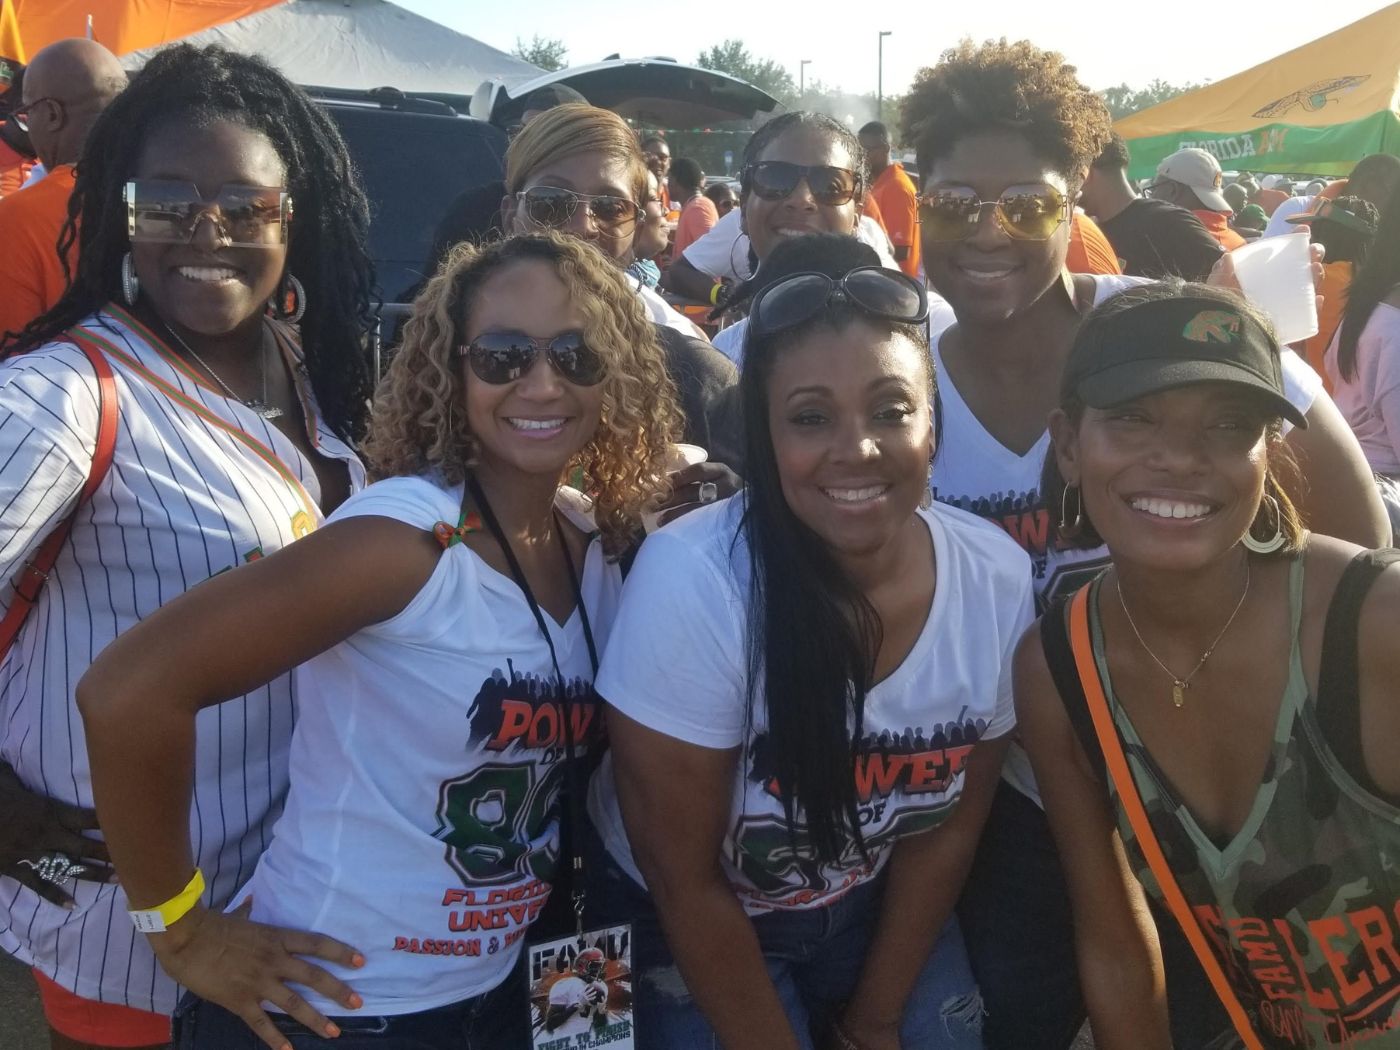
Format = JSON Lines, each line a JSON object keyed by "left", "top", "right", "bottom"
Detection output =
{"left": 1115, "top": 563, "right": 1251, "bottom": 708}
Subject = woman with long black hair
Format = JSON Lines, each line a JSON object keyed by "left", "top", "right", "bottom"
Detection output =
{"left": 585, "top": 236, "right": 1030, "bottom": 1049}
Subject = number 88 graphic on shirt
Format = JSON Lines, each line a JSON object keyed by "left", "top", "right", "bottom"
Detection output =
{"left": 434, "top": 762, "right": 563, "bottom": 885}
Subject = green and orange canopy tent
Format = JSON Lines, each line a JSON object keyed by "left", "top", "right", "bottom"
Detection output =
{"left": 1116, "top": 3, "right": 1400, "bottom": 180}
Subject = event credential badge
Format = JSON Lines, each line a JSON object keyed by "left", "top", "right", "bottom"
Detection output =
{"left": 529, "top": 923, "right": 635, "bottom": 1050}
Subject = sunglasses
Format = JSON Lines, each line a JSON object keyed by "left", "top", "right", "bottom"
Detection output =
{"left": 13, "top": 96, "right": 61, "bottom": 132}
{"left": 917, "top": 184, "right": 1068, "bottom": 242}
{"left": 124, "top": 180, "right": 293, "bottom": 248}
{"left": 456, "top": 330, "right": 606, "bottom": 387}
{"left": 744, "top": 162, "right": 860, "bottom": 207}
{"left": 749, "top": 267, "right": 929, "bottom": 339}
{"left": 516, "top": 186, "right": 642, "bottom": 229}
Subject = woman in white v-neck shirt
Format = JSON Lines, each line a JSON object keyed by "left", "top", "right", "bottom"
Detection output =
{"left": 588, "top": 241, "right": 1032, "bottom": 1050}
{"left": 77, "top": 233, "right": 681, "bottom": 1050}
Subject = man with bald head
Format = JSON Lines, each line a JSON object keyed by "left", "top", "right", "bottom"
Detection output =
{"left": 0, "top": 38, "right": 125, "bottom": 340}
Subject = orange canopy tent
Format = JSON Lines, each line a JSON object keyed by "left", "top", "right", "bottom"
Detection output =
{"left": 1, "top": 0, "right": 284, "bottom": 63}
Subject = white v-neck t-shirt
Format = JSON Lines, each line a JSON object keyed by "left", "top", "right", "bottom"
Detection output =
{"left": 588, "top": 495, "right": 1033, "bottom": 915}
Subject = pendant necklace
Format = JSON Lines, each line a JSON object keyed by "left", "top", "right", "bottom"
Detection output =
{"left": 1115, "top": 563, "right": 1251, "bottom": 708}
{"left": 164, "top": 321, "right": 284, "bottom": 421}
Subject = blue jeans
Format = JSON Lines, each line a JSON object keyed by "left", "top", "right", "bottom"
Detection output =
{"left": 587, "top": 828, "right": 983, "bottom": 1050}
{"left": 170, "top": 966, "right": 530, "bottom": 1050}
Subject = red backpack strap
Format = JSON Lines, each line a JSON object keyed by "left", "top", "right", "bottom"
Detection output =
{"left": 1066, "top": 587, "right": 1264, "bottom": 1050}
{"left": 0, "top": 336, "right": 119, "bottom": 658}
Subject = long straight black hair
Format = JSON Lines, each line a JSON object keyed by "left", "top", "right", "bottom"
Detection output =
{"left": 738, "top": 247, "right": 933, "bottom": 863}
{"left": 1336, "top": 182, "right": 1400, "bottom": 383}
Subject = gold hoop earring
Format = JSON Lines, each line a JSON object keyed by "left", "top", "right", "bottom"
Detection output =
{"left": 1059, "top": 484, "right": 1084, "bottom": 539}
{"left": 1242, "top": 493, "right": 1286, "bottom": 554}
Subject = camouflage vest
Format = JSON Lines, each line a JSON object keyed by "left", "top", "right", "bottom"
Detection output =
{"left": 1086, "top": 560, "right": 1400, "bottom": 1048}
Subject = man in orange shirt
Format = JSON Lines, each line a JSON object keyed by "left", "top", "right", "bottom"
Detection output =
{"left": 1148, "top": 147, "right": 1247, "bottom": 251}
{"left": 1065, "top": 211, "right": 1121, "bottom": 275}
{"left": 0, "top": 38, "right": 125, "bottom": 340}
{"left": 858, "top": 121, "right": 920, "bottom": 277}
{"left": 668, "top": 157, "right": 719, "bottom": 257}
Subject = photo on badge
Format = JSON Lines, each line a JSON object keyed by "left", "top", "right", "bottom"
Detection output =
{"left": 529, "top": 923, "right": 635, "bottom": 1049}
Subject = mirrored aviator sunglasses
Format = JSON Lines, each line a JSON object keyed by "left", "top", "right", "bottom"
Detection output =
{"left": 745, "top": 161, "right": 859, "bottom": 206}
{"left": 124, "top": 179, "right": 292, "bottom": 248}
{"left": 917, "top": 185, "right": 1067, "bottom": 242}
{"left": 750, "top": 267, "right": 930, "bottom": 339}
{"left": 457, "top": 331, "right": 606, "bottom": 386}
{"left": 518, "top": 186, "right": 641, "bottom": 229}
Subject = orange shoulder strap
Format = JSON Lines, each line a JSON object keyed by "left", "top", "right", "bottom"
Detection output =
{"left": 1066, "top": 586, "right": 1264, "bottom": 1050}
{"left": 0, "top": 335, "right": 119, "bottom": 660}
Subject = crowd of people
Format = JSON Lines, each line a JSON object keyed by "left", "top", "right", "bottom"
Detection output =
{"left": 0, "top": 27, "right": 1397, "bottom": 1050}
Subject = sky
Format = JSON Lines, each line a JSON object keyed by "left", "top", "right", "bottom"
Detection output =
{"left": 396, "top": 0, "right": 1391, "bottom": 98}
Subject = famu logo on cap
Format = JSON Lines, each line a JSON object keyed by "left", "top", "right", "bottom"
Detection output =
{"left": 1181, "top": 310, "right": 1242, "bottom": 344}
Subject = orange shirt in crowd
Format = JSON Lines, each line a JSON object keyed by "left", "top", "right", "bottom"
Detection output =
{"left": 869, "top": 162, "right": 920, "bottom": 278}
{"left": 860, "top": 190, "right": 888, "bottom": 235}
{"left": 1193, "top": 209, "right": 1247, "bottom": 251}
{"left": 0, "top": 138, "right": 33, "bottom": 198}
{"left": 0, "top": 164, "right": 78, "bottom": 338}
{"left": 1304, "top": 260, "right": 1353, "bottom": 394}
{"left": 1066, "top": 211, "right": 1122, "bottom": 275}
{"left": 672, "top": 194, "right": 718, "bottom": 257}
{"left": 1255, "top": 188, "right": 1289, "bottom": 216}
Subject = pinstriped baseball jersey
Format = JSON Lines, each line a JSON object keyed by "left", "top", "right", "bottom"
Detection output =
{"left": 0, "top": 305, "right": 364, "bottom": 1014}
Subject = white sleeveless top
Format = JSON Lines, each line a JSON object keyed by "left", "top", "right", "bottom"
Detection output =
{"left": 0, "top": 305, "right": 363, "bottom": 1012}
{"left": 233, "top": 474, "right": 620, "bottom": 1015}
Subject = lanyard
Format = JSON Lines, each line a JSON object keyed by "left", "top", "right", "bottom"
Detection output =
{"left": 464, "top": 475, "right": 599, "bottom": 933}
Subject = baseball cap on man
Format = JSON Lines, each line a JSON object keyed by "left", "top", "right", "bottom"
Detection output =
{"left": 1062, "top": 292, "right": 1307, "bottom": 428}
{"left": 1155, "top": 148, "right": 1231, "bottom": 212}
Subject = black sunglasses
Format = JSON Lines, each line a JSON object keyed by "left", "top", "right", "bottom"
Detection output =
{"left": 516, "top": 186, "right": 642, "bottom": 229}
{"left": 13, "top": 96, "right": 61, "bottom": 132}
{"left": 749, "top": 267, "right": 929, "bottom": 339}
{"left": 743, "top": 161, "right": 860, "bottom": 206}
{"left": 456, "top": 330, "right": 606, "bottom": 386}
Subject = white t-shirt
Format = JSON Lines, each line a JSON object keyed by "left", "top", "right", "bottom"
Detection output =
{"left": 681, "top": 208, "right": 899, "bottom": 283}
{"left": 634, "top": 280, "right": 705, "bottom": 338}
{"left": 233, "top": 475, "right": 620, "bottom": 1015}
{"left": 1325, "top": 301, "right": 1400, "bottom": 475}
{"left": 1263, "top": 195, "right": 1315, "bottom": 239}
{"left": 929, "top": 272, "right": 1323, "bottom": 800}
{"left": 588, "top": 496, "right": 1033, "bottom": 915}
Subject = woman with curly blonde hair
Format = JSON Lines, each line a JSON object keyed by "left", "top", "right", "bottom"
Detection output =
{"left": 77, "top": 231, "right": 680, "bottom": 1050}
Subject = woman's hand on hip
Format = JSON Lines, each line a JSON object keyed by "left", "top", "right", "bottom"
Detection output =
{"left": 153, "top": 898, "right": 365, "bottom": 1050}
{"left": 0, "top": 759, "right": 112, "bottom": 907}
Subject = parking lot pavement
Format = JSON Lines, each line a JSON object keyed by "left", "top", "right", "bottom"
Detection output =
{"left": 0, "top": 951, "right": 47, "bottom": 1050}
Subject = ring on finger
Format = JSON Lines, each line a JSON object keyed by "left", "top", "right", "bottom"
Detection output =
{"left": 18, "top": 851, "right": 88, "bottom": 887}
{"left": 698, "top": 481, "right": 719, "bottom": 504}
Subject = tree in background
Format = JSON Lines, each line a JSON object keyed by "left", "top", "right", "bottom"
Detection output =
{"left": 1100, "top": 79, "right": 1204, "bottom": 119}
{"left": 698, "top": 40, "right": 797, "bottom": 108}
{"left": 513, "top": 34, "right": 568, "bottom": 72}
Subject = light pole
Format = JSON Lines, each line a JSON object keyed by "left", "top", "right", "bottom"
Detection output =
{"left": 877, "top": 31, "right": 891, "bottom": 124}
{"left": 799, "top": 59, "right": 811, "bottom": 99}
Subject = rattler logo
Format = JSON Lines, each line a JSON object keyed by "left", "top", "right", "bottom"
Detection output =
{"left": 1252, "top": 76, "right": 1370, "bottom": 120}
{"left": 1182, "top": 310, "right": 1242, "bottom": 344}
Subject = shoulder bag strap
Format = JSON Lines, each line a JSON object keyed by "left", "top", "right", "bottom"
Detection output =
{"left": 1039, "top": 595, "right": 1108, "bottom": 784}
{"left": 1066, "top": 586, "right": 1264, "bottom": 1050}
{"left": 0, "top": 335, "right": 119, "bottom": 660}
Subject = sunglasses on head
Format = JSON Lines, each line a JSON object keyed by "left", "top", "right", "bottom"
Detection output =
{"left": 917, "top": 184, "right": 1068, "bottom": 242}
{"left": 749, "top": 267, "right": 929, "bottom": 340}
{"left": 124, "top": 180, "right": 293, "bottom": 248}
{"left": 456, "top": 330, "right": 606, "bottom": 387}
{"left": 516, "top": 186, "right": 642, "bottom": 230}
{"left": 743, "top": 161, "right": 860, "bottom": 207}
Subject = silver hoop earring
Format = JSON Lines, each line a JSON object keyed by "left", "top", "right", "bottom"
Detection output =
{"left": 1242, "top": 493, "right": 1286, "bottom": 554}
{"left": 1059, "top": 484, "right": 1084, "bottom": 538}
{"left": 270, "top": 273, "right": 307, "bottom": 323}
{"left": 120, "top": 252, "right": 140, "bottom": 306}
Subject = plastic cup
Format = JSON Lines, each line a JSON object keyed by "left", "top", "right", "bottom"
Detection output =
{"left": 643, "top": 444, "right": 710, "bottom": 533}
{"left": 1229, "top": 232, "right": 1318, "bottom": 345}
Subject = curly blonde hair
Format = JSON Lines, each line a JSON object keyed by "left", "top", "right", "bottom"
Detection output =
{"left": 362, "top": 232, "right": 682, "bottom": 554}
{"left": 900, "top": 39, "right": 1113, "bottom": 184}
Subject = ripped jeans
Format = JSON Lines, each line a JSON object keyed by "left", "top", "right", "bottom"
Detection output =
{"left": 586, "top": 827, "right": 983, "bottom": 1050}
